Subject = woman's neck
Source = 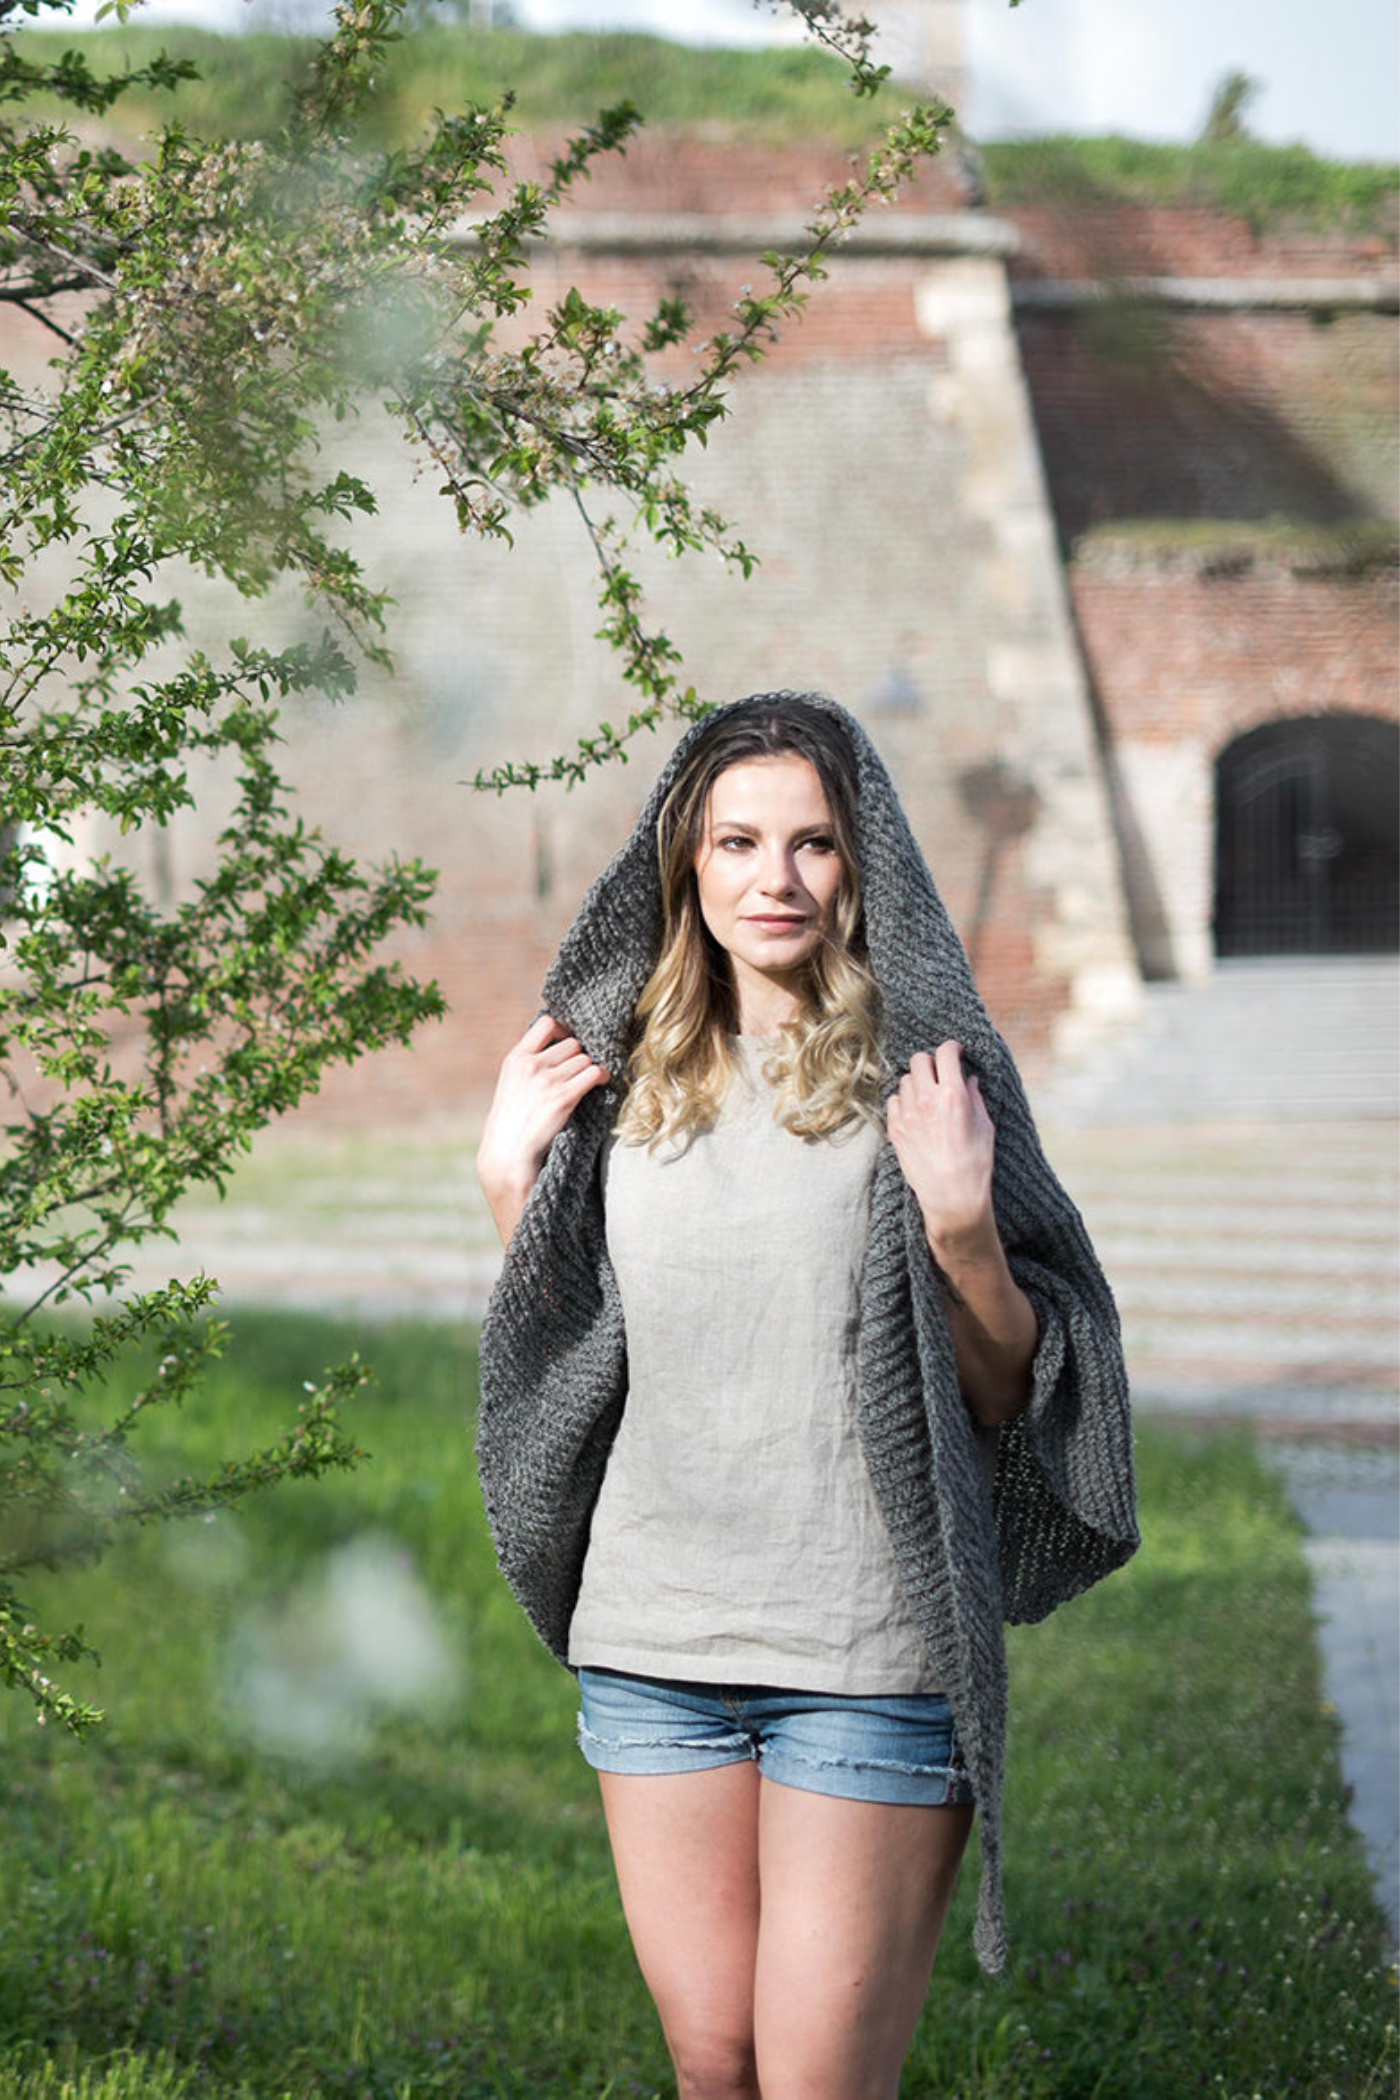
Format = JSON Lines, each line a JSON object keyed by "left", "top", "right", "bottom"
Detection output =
{"left": 730, "top": 964, "right": 809, "bottom": 1038}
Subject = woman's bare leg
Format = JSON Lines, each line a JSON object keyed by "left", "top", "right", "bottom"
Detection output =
{"left": 753, "top": 1782, "right": 974, "bottom": 2100}
{"left": 598, "top": 1768, "right": 972, "bottom": 2100}
{"left": 598, "top": 1765, "right": 764, "bottom": 2100}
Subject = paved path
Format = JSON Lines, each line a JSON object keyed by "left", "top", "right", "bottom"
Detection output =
{"left": 1035, "top": 1118, "right": 1397, "bottom": 1436}
{"left": 1041, "top": 957, "right": 1399, "bottom": 1945}
{"left": 1265, "top": 1442, "right": 1400, "bottom": 1946}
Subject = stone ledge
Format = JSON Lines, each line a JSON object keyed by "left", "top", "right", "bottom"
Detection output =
{"left": 1071, "top": 522, "right": 1400, "bottom": 580}
{"left": 453, "top": 210, "right": 1023, "bottom": 258}
{"left": 1012, "top": 274, "right": 1400, "bottom": 313}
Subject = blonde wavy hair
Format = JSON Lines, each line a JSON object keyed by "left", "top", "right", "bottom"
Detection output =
{"left": 614, "top": 696, "right": 885, "bottom": 1148}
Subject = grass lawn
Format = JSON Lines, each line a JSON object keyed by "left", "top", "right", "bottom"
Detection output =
{"left": 0, "top": 1309, "right": 1394, "bottom": 2098}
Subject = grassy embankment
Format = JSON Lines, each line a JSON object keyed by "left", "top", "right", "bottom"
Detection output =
{"left": 978, "top": 132, "right": 1399, "bottom": 234}
{"left": 0, "top": 1308, "right": 1394, "bottom": 2098}
{"left": 13, "top": 21, "right": 1400, "bottom": 230}
{"left": 1073, "top": 517, "right": 1400, "bottom": 574}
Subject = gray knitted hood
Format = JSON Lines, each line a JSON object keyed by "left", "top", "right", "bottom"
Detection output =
{"left": 478, "top": 691, "right": 1138, "bottom": 1973}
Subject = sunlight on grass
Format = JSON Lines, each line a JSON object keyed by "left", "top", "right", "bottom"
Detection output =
{"left": 0, "top": 1312, "right": 1394, "bottom": 2096}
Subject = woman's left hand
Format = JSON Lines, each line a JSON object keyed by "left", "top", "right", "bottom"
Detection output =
{"left": 887, "top": 1040, "right": 1038, "bottom": 1425}
{"left": 886, "top": 1040, "right": 997, "bottom": 1254}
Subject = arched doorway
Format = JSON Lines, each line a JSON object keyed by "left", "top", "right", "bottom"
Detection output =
{"left": 1215, "top": 715, "right": 1400, "bottom": 956}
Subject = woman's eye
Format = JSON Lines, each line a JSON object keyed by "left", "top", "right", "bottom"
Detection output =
{"left": 718, "top": 835, "right": 752, "bottom": 851}
{"left": 801, "top": 836, "right": 836, "bottom": 854}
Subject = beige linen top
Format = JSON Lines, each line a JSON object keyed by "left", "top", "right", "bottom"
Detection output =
{"left": 567, "top": 1037, "right": 941, "bottom": 1693}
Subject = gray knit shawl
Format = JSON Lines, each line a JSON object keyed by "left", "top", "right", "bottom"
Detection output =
{"left": 477, "top": 692, "right": 1138, "bottom": 1974}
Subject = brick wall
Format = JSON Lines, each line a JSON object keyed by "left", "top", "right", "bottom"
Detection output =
{"left": 1001, "top": 197, "right": 1398, "bottom": 984}
{"left": 1070, "top": 552, "right": 1399, "bottom": 977}
{"left": 1015, "top": 307, "right": 1398, "bottom": 538}
{"left": 509, "top": 131, "right": 970, "bottom": 216}
{"left": 1072, "top": 556, "right": 1400, "bottom": 748}
{"left": 511, "top": 245, "right": 938, "bottom": 371}
{"left": 1003, "top": 202, "right": 1399, "bottom": 284}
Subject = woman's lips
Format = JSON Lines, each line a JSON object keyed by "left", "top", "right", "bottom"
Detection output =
{"left": 745, "top": 915, "right": 808, "bottom": 929}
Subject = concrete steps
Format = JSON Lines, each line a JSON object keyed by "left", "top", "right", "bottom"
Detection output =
{"left": 1034, "top": 956, "right": 1398, "bottom": 1428}
{"left": 1044, "top": 957, "right": 1400, "bottom": 1125}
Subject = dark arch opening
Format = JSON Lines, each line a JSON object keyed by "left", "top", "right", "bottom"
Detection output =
{"left": 1214, "top": 714, "right": 1399, "bottom": 956}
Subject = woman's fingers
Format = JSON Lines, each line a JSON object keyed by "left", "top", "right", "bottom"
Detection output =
{"left": 902, "top": 1041, "right": 968, "bottom": 1098}
{"left": 513, "top": 1014, "right": 609, "bottom": 1085}
{"left": 519, "top": 1010, "right": 566, "bottom": 1053}
{"left": 539, "top": 1047, "right": 606, "bottom": 1092}
{"left": 538, "top": 1037, "right": 604, "bottom": 1076}
{"left": 536, "top": 1035, "right": 610, "bottom": 1091}
{"left": 563, "top": 1055, "right": 612, "bottom": 1102}
{"left": 904, "top": 1048, "right": 934, "bottom": 1092}
{"left": 932, "top": 1038, "right": 966, "bottom": 1087}
{"left": 485, "top": 1016, "right": 609, "bottom": 1158}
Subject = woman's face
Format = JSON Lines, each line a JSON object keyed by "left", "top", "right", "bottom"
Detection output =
{"left": 693, "top": 752, "right": 846, "bottom": 1028}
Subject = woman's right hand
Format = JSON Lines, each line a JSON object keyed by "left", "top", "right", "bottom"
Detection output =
{"left": 475, "top": 1013, "right": 611, "bottom": 1246}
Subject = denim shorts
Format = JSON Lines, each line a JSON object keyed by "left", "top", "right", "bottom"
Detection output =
{"left": 576, "top": 1668, "right": 974, "bottom": 1809}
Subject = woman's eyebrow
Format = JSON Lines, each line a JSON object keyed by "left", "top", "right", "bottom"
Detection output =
{"left": 712, "top": 816, "right": 833, "bottom": 831}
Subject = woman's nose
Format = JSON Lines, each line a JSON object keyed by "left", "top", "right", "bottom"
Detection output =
{"left": 758, "top": 850, "right": 799, "bottom": 895}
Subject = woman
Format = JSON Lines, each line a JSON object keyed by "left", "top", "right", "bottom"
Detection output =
{"left": 476, "top": 693, "right": 1137, "bottom": 2099}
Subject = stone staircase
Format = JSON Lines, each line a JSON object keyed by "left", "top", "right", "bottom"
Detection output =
{"left": 1042, "top": 956, "right": 1400, "bottom": 1126}
{"left": 1037, "top": 958, "right": 1399, "bottom": 1431}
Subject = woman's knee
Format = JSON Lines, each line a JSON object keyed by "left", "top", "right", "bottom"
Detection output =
{"left": 666, "top": 2022, "right": 760, "bottom": 2100}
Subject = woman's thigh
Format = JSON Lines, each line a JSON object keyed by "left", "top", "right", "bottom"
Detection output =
{"left": 754, "top": 1781, "right": 974, "bottom": 2100}
{"left": 599, "top": 1766, "right": 763, "bottom": 2086}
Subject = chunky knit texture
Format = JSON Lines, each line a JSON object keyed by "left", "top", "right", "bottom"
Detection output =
{"left": 477, "top": 692, "right": 1139, "bottom": 1974}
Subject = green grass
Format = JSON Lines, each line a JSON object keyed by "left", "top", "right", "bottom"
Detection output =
{"left": 0, "top": 1309, "right": 1395, "bottom": 2096}
{"left": 8, "top": 23, "right": 900, "bottom": 150}
{"left": 980, "top": 133, "right": 1399, "bottom": 233}
{"left": 1072, "top": 516, "right": 1400, "bottom": 575}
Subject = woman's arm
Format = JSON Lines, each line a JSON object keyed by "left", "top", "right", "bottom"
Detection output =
{"left": 886, "top": 1040, "right": 1039, "bottom": 1428}
{"left": 475, "top": 1013, "right": 611, "bottom": 1247}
